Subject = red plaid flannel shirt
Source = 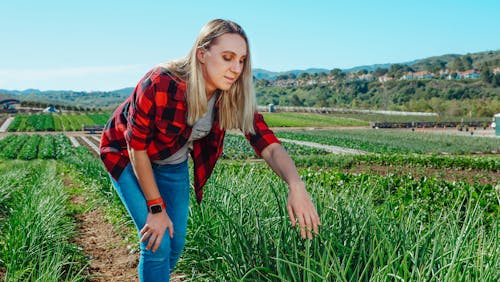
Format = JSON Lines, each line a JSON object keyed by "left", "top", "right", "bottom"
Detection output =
{"left": 100, "top": 67, "right": 279, "bottom": 203}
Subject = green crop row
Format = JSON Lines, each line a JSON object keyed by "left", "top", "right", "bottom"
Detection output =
{"left": 261, "top": 112, "right": 368, "bottom": 127}
{"left": 222, "top": 134, "right": 328, "bottom": 160}
{"left": 0, "top": 134, "right": 74, "bottom": 160}
{"left": 181, "top": 163, "right": 499, "bottom": 281}
{"left": 0, "top": 161, "right": 86, "bottom": 281}
{"left": 276, "top": 129, "right": 500, "bottom": 154}
{"left": 292, "top": 153, "right": 499, "bottom": 172}
{"left": 7, "top": 113, "right": 109, "bottom": 132}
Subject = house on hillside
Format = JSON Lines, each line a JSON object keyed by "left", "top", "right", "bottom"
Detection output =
{"left": 401, "top": 72, "right": 414, "bottom": 80}
{"left": 439, "top": 69, "right": 450, "bottom": 79}
{"left": 378, "top": 74, "right": 393, "bottom": 82}
{"left": 493, "top": 67, "right": 500, "bottom": 75}
{"left": 345, "top": 73, "right": 358, "bottom": 82}
{"left": 358, "top": 74, "right": 375, "bottom": 81}
{"left": 401, "top": 71, "right": 435, "bottom": 80}
{"left": 457, "top": 69, "right": 480, "bottom": 79}
{"left": 413, "top": 71, "right": 435, "bottom": 79}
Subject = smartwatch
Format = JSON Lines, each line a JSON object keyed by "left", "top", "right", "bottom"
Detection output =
{"left": 149, "top": 204, "right": 163, "bottom": 214}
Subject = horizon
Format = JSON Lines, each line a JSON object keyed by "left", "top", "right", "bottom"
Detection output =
{"left": 1, "top": 0, "right": 499, "bottom": 91}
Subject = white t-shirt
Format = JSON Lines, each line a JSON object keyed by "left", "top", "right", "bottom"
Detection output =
{"left": 153, "top": 95, "right": 216, "bottom": 165}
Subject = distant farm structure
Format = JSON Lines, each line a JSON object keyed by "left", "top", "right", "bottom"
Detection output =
{"left": 0, "top": 99, "right": 20, "bottom": 113}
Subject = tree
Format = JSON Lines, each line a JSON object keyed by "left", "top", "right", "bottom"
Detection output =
{"left": 494, "top": 73, "right": 500, "bottom": 87}
{"left": 463, "top": 55, "right": 473, "bottom": 69}
{"left": 290, "top": 94, "right": 303, "bottom": 106}
{"left": 330, "top": 68, "right": 342, "bottom": 77}
{"left": 449, "top": 57, "right": 465, "bottom": 71}
{"left": 481, "top": 68, "right": 492, "bottom": 84}
{"left": 299, "top": 72, "right": 310, "bottom": 79}
{"left": 357, "top": 69, "right": 368, "bottom": 75}
{"left": 276, "top": 74, "right": 289, "bottom": 80}
{"left": 374, "top": 67, "right": 388, "bottom": 77}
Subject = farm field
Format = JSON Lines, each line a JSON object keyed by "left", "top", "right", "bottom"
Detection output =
{"left": 4, "top": 113, "right": 109, "bottom": 132}
{"left": 0, "top": 113, "right": 499, "bottom": 281}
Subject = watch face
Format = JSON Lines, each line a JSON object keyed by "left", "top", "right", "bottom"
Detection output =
{"left": 150, "top": 204, "right": 162, "bottom": 214}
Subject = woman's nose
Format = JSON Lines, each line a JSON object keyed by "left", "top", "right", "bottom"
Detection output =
{"left": 231, "top": 62, "right": 242, "bottom": 74}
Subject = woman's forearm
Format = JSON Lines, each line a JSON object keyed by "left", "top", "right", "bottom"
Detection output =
{"left": 128, "top": 148, "right": 161, "bottom": 201}
{"left": 261, "top": 143, "right": 303, "bottom": 189}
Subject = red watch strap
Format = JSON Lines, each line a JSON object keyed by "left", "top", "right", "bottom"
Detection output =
{"left": 147, "top": 197, "right": 166, "bottom": 209}
{"left": 147, "top": 197, "right": 163, "bottom": 206}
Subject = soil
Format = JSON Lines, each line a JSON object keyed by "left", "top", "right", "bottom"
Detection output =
{"left": 73, "top": 205, "right": 139, "bottom": 281}
{"left": 70, "top": 191, "right": 186, "bottom": 281}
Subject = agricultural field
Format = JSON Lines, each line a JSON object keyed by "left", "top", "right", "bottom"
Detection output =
{"left": 0, "top": 118, "right": 499, "bottom": 280}
{"left": 5, "top": 113, "right": 109, "bottom": 132}
{"left": 275, "top": 128, "right": 500, "bottom": 154}
{"left": 260, "top": 112, "right": 368, "bottom": 127}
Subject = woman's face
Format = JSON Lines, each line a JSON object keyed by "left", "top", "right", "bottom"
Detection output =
{"left": 198, "top": 33, "right": 247, "bottom": 95}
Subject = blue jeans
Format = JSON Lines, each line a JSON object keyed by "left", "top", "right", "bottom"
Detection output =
{"left": 110, "top": 160, "right": 190, "bottom": 282}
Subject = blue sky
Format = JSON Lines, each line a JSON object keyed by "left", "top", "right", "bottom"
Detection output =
{"left": 1, "top": 0, "right": 499, "bottom": 91}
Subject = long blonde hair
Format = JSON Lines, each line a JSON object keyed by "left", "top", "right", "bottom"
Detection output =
{"left": 160, "top": 19, "right": 256, "bottom": 134}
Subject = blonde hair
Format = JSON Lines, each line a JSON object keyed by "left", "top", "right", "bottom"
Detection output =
{"left": 160, "top": 19, "right": 256, "bottom": 134}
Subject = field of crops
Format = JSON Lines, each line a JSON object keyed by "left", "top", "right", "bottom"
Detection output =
{"left": 6, "top": 113, "right": 109, "bottom": 131}
{"left": 260, "top": 112, "right": 368, "bottom": 127}
{"left": 275, "top": 129, "right": 500, "bottom": 154}
{"left": 0, "top": 122, "right": 499, "bottom": 280}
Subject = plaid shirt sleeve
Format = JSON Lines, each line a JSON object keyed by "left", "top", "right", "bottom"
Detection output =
{"left": 124, "top": 76, "right": 157, "bottom": 150}
{"left": 245, "top": 112, "right": 280, "bottom": 156}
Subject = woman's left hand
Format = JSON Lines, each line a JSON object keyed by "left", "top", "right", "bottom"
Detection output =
{"left": 286, "top": 181, "right": 321, "bottom": 239}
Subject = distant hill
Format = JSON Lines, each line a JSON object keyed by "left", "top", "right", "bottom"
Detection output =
{"left": 1, "top": 49, "right": 498, "bottom": 109}
{"left": 0, "top": 88, "right": 134, "bottom": 109}
{"left": 255, "top": 49, "right": 500, "bottom": 79}
{"left": 253, "top": 68, "right": 329, "bottom": 80}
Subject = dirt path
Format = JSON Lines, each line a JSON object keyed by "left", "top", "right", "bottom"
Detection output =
{"left": 71, "top": 194, "right": 139, "bottom": 281}
{"left": 70, "top": 186, "right": 187, "bottom": 281}
{"left": 280, "top": 138, "right": 368, "bottom": 155}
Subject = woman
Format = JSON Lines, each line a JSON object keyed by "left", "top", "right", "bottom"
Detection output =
{"left": 100, "top": 19, "right": 320, "bottom": 281}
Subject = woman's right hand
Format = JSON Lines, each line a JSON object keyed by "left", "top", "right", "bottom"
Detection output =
{"left": 140, "top": 211, "right": 174, "bottom": 252}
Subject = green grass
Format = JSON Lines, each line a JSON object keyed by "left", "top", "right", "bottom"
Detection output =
{"left": 261, "top": 112, "right": 368, "bottom": 127}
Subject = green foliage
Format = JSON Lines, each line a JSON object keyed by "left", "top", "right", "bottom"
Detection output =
{"left": 0, "top": 134, "right": 74, "bottom": 160}
{"left": 222, "top": 134, "right": 328, "bottom": 160}
{"left": 7, "top": 113, "right": 110, "bottom": 132}
{"left": 0, "top": 161, "right": 86, "bottom": 281}
{"left": 275, "top": 129, "right": 500, "bottom": 154}
{"left": 181, "top": 163, "right": 499, "bottom": 281}
{"left": 256, "top": 77, "right": 500, "bottom": 117}
{"left": 261, "top": 112, "right": 368, "bottom": 127}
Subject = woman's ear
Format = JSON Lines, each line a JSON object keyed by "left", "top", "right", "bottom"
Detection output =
{"left": 197, "top": 47, "right": 206, "bottom": 64}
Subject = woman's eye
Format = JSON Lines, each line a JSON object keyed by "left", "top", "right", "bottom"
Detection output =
{"left": 223, "top": 56, "right": 231, "bottom": 61}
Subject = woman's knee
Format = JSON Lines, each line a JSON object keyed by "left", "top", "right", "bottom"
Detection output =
{"left": 141, "top": 236, "right": 171, "bottom": 262}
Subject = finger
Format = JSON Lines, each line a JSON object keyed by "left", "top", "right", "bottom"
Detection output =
{"left": 140, "top": 225, "right": 149, "bottom": 235}
{"left": 304, "top": 215, "right": 313, "bottom": 240}
{"left": 314, "top": 210, "right": 321, "bottom": 226}
{"left": 168, "top": 223, "right": 174, "bottom": 238}
{"left": 146, "top": 234, "right": 157, "bottom": 250}
{"left": 297, "top": 216, "right": 306, "bottom": 239}
{"left": 312, "top": 211, "right": 321, "bottom": 235}
{"left": 287, "top": 205, "right": 295, "bottom": 227}
{"left": 313, "top": 218, "right": 319, "bottom": 235}
{"left": 152, "top": 233, "right": 163, "bottom": 253}
{"left": 140, "top": 230, "right": 150, "bottom": 242}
